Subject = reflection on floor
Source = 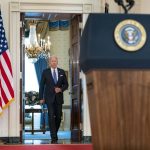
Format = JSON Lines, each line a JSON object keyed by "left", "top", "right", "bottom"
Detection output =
{"left": 23, "top": 139, "right": 72, "bottom": 144}
{"left": 24, "top": 131, "right": 71, "bottom": 140}
{"left": 24, "top": 131, "right": 71, "bottom": 144}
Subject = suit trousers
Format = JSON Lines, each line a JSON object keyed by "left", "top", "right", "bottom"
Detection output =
{"left": 47, "top": 99, "right": 62, "bottom": 140}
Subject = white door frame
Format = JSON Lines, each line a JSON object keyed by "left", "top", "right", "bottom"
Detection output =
{"left": 9, "top": 0, "right": 93, "bottom": 137}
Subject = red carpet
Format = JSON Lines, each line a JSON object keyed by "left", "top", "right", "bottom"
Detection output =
{"left": 0, "top": 144, "right": 93, "bottom": 150}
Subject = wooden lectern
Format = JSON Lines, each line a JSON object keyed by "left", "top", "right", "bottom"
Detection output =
{"left": 80, "top": 14, "right": 150, "bottom": 150}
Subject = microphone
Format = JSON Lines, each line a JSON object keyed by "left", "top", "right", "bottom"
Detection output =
{"left": 105, "top": 2, "right": 109, "bottom": 13}
{"left": 114, "top": 0, "right": 127, "bottom": 13}
{"left": 126, "top": 0, "right": 135, "bottom": 11}
{"left": 114, "top": 0, "right": 124, "bottom": 5}
{"left": 114, "top": 0, "right": 135, "bottom": 14}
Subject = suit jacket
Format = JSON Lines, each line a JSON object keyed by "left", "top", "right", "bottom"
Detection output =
{"left": 39, "top": 68, "right": 68, "bottom": 104}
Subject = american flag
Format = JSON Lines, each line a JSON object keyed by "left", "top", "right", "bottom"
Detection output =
{"left": 0, "top": 12, "right": 14, "bottom": 115}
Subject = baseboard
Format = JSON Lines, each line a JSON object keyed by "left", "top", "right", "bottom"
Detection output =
{"left": 0, "top": 137, "right": 20, "bottom": 144}
{"left": 82, "top": 136, "right": 92, "bottom": 143}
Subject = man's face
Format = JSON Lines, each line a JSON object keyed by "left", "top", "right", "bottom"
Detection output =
{"left": 49, "top": 57, "right": 58, "bottom": 68}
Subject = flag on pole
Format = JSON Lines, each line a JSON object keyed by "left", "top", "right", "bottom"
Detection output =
{"left": 0, "top": 12, "right": 14, "bottom": 115}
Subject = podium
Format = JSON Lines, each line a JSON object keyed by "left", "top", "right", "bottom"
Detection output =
{"left": 80, "top": 14, "right": 150, "bottom": 150}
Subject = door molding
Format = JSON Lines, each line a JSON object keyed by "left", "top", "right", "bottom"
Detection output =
{"left": 10, "top": 1, "right": 93, "bottom": 13}
{"left": 9, "top": 0, "right": 93, "bottom": 137}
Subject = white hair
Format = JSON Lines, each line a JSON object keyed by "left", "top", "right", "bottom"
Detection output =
{"left": 49, "top": 55, "right": 58, "bottom": 61}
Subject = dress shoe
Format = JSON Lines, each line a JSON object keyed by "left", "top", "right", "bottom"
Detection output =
{"left": 51, "top": 140, "right": 58, "bottom": 144}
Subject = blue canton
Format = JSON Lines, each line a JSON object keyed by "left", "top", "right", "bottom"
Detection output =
{"left": 0, "top": 14, "right": 8, "bottom": 55}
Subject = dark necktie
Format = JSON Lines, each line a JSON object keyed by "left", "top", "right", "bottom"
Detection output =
{"left": 53, "top": 69, "right": 57, "bottom": 84}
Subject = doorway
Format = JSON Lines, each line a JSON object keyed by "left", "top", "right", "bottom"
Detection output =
{"left": 21, "top": 12, "right": 82, "bottom": 143}
{"left": 9, "top": 0, "right": 93, "bottom": 144}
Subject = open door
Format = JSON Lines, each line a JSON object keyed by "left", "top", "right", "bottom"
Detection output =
{"left": 70, "top": 15, "right": 82, "bottom": 142}
{"left": 20, "top": 12, "right": 25, "bottom": 143}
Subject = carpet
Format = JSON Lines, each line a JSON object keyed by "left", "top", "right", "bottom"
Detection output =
{"left": 0, "top": 144, "right": 93, "bottom": 150}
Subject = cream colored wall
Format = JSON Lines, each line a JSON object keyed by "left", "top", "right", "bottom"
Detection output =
{"left": 140, "top": 0, "right": 150, "bottom": 13}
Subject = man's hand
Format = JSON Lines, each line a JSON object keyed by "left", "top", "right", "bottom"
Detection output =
{"left": 54, "top": 87, "right": 62, "bottom": 93}
{"left": 40, "top": 99, "right": 45, "bottom": 104}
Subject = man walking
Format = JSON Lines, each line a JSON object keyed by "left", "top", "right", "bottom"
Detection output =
{"left": 39, "top": 56, "right": 68, "bottom": 144}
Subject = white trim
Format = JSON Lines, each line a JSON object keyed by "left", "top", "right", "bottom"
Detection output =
{"left": 9, "top": 11, "right": 20, "bottom": 136}
{"left": 10, "top": 1, "right": 93, "bottom": 13}
{"left": 13, "top": 0, "right": 92, "bottom": 4}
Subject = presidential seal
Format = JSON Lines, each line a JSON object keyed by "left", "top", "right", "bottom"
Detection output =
{"left": 114, "top": 19, "right": 147, "bottom": 52}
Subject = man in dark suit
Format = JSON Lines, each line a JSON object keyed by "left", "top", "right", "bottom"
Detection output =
{"left": 39, "top": 56, "right": 68, "bottom": 144}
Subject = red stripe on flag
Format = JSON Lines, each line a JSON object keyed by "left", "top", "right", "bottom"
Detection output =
{"left": 0, "top": 81, "right": 2, "bottom": 108}
{"left": 2, "top": 51, "right": 13, "bottom": 76}
{"left": 0, "top": 69, "right": 2, "bottom": 108}
{"left": 1, "top": 85, "right": 9, "bottom": 105}
{"left": 0, "top": 99, "right": 2, "bottom": 108}
{"left": 0, "top": 59, "right": 14, "bottom": 98}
